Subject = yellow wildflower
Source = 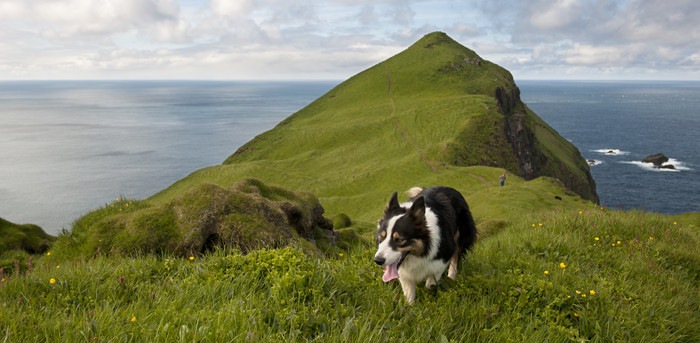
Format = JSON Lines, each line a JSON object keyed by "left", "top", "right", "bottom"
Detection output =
{"left": 590, "top": 290, "right": 596, "bottom": 296}
{"left": 538, "top": 223, "right": 543, "bottom": 227}
{"left": 131, "top": 316, "right": 137, "bottom": 322}
{"left": 673, "top": 221, "right": 677, "bottom": 225}
{"left": 189, "top": 256, "right": 195, "bottom": 261}
{"left": 50, "top": 278, "right": 56, "bottom": 284}
{"left": 575, "top": 290, "right": 581, "bottom": 294}
{"left": 46, "top": 251, "right": 51, "bottom": 256}
{"left": 595, "top": 237, "right": 600, "bottom": 241}
{"left": 560, "top": 262, "right": 566, "bottom": 269}
{"left": 56, "top": 265, "right": 60, "bottom": 269}
{"left": 582, "top": 294, "right": 587, "bottom": 298}
{"left": 544, "top": 270, "right": 549, "bottom": 275}
{"left": 579, "top": 211, "right": 583, "bottom": 214}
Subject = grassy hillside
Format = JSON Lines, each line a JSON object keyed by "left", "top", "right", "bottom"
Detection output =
{"left": 1, "top": 209, "right": 697, "bottom": 342}
{"left": 146, "top": 32, "right": 596, "bottom": 226}
{"left": 0, "top": 217, "right": 53, "bottom": 255}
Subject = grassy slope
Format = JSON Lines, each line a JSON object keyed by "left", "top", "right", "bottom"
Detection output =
{"left": 149, "top": 32, "right": 592, "bottom": 225}
{"left": 1, "top": 210, "right": 697, "bottom": 342}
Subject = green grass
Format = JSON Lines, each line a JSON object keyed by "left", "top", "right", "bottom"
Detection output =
{"left": 2, "top": 32, "right": 697, "bottom": 341}
{"left": 0, "top": 218, "right": 54, "bottom": 275}
{"left": 1, "top": 209, "right": 697, "bottom": 342}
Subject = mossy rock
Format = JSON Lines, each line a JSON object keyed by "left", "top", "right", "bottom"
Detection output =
{"left": 332, "top": 213, "right": 352, "bottom": 229}
{"left": 0, "top": 218, "right": 54, "bottom": 255}
{"left": 54, "top": 179, "right": 334, "bottom": 257}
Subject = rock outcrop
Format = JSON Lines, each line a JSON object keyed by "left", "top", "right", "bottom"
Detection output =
{"left": 0, "top": 217, "right": 54, "bottom": 254}
{"left": 642, "top": 153, "right": 670, "bottom": 167}
{"left": 496, "top": 83, "right": 599, "bottom": 203}
{"left": 57, "top": 179, "right": 334, "bottom": 257}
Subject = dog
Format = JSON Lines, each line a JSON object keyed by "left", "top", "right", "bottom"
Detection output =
{"left": 373, "top": 186, "right": 477, "bottom": 303}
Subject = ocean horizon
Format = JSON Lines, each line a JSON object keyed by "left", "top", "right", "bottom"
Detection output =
{"left": 1, "top": 80, "right": 698, "bottom": 235}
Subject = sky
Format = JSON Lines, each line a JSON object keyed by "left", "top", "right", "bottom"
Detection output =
{"left": 0, "top": 0, "right": 698, "bottom": 81}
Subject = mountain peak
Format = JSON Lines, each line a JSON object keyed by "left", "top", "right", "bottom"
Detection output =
{"left": 159, "top": 32, "right": 597, "bottom": 221}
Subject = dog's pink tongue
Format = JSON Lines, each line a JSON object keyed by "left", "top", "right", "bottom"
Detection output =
{"left": 382, "top": 263, "right": 399, "bottom": 282}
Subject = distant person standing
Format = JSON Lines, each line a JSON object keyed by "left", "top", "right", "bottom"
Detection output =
{"left": 499, "top": 172, "right": 507, "bottom": 186}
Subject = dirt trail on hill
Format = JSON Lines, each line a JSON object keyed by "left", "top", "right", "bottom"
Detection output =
{"left": 385, "top": 70, "right": 437, "bottom": 173}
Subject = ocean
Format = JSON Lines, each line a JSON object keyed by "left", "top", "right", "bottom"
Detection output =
{"left": 0, "top": 81, "right": 336, "bottom": 234}
{"left": 1, "top": 80, "right": 698, "bottom": 235}
{"left": 519, "top": 80, "right": 700, "bottom": 214}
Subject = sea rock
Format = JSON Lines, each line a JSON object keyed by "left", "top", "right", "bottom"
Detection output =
{"left": 642, "top": 153, "right": 669, "bottom": 167}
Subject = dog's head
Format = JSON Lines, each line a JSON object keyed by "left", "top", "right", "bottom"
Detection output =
{"left": 373, "top": 192, "right": 429, "bottom": 281}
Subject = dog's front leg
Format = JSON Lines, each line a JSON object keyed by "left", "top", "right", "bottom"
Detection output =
{"left": 426, "top": 271, "right": 443, "bottom": 289}
{"left": 448, "top": 248, "right": 461, "bottom": 280}
{"left": 399, "top": 278, "right": 417, "bottom": 304}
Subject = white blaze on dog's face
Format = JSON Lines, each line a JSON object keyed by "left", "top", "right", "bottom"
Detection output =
{"left": 375, "top": 215, "right": 407, "bottom": 266}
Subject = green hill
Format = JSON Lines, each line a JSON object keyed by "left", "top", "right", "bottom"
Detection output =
{"left": 0, "top": 217, "right": 53, "bottom": 255}
{"left": 150, "top": 31, "right": 597, "bottom": 225}
{"left": 51, "top": 31, "right": 600, "bottom": 256}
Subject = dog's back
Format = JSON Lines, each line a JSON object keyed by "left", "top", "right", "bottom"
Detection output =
{"left": 408, "top": 186, "right": 477, "bottom": 261}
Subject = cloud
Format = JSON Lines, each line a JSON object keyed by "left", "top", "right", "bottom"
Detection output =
{"left": 462, "top": 0, "right": 700, "bottom": 79}
{"left": 0, "top": 0, "right": 698, "bottom": 80}
{"left": 210, "top": 0, "right": 254, "bottom": 18}
{"left": 0, "top": 0, "right": 186, "bottom": 42}
{"left": 529, "top": 0, "right": 582, "bottom": 30}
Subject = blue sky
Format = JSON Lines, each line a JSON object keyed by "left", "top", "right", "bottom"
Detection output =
{"left": 1, "top": 0, "right": 698, "bottom": 80}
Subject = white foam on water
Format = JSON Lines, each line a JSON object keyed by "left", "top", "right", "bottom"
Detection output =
{"left": 592, "top": 148, "right": 630, "bottom": 156}
{"left": 621, "top": 158, "right": 691, "bottom": 172}
{"left": 586, "top": 159, "right": 603, "bottom": 166}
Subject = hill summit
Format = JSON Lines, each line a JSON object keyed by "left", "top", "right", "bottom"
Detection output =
{"left": 56, "top": 32, "right": 599, "bottom": 256}
{"left": 149, "top": 32, "right": 598, "bottom": 222}
{"left": 224, "top": 32, "right": 596, "bottom": 201}
{"left": 148, "top": 31, "right": 597, "bottom": 224}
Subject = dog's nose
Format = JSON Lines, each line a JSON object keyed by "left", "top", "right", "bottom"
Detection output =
{"left": 374, "top": 256, "right": 385, "bottom": 266}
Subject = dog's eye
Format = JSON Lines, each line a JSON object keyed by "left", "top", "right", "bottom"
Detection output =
{"left": 394, "top": 237, "right": 407, "bottom": 245}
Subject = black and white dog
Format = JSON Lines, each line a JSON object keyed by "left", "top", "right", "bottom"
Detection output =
{"left": 373, "top": 186, "right": 477, "bottom": 303}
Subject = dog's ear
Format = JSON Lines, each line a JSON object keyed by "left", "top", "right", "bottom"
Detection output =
{"left": 385, "top": 192, "right": 400, "bottom": 214}
{"left": 408, "top": 196, "right": 425, "bottom": 219}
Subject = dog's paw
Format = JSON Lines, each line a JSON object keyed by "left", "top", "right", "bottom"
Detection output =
{"left": 425, "top": 276, "right": 437, "bottom": 289}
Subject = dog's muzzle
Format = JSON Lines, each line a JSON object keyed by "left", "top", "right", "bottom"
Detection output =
{"left": 373, "top": 256, "right": 386, "bottom": 265}
{"left": 373, "top": 251, "right": 409, "bottom": 268}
